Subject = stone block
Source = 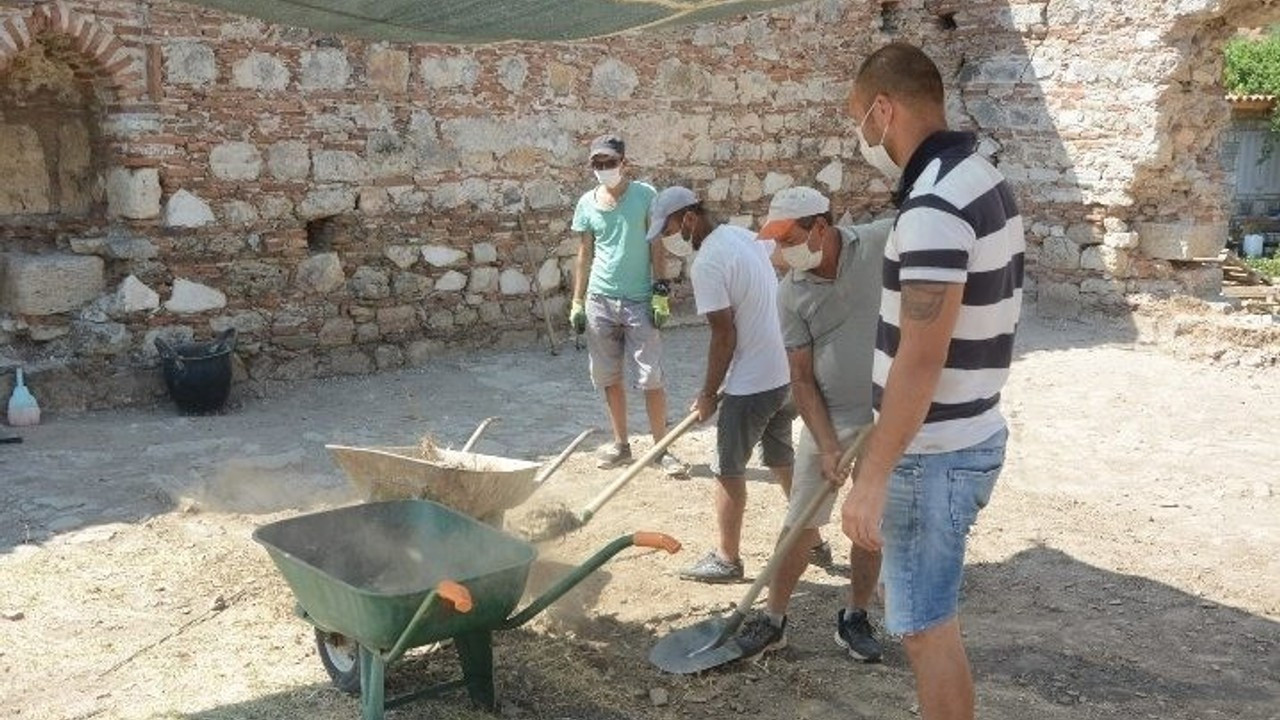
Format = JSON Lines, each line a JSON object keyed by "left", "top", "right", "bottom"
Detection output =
{"left": 1081, "top": 246, "right": 1133, "bottom": 278}
{"left": 210, "top": 142, "right": 263, "bottom": 181}
{"left": 656, "top": 58, "right": 709, "bottom": 98}
{"left": 298, "top": 188, "right": 356, "bottom": 220}
{"left": 435, "top": 270, "right": 467, "bottom": 292}
{"left": 469, "top": 267, "right": 498, "bottom": 293}
{"left": 117, "top": 275, "right": 160, "bottom": 313}
{"left": 106, "top": 168, "right": 161, "bottom": 220}
{"left": 525, "top": 179, "right": 566, "bottom": 210}
{"left": 314, "top": 151, "right": 367, "bottom": 183}
{"left": 420, "top": 55, "right": 480, "bottom": 88}
{"left": 498, "top": 55, "right": 528, "bottom": 92}
{"left": 375, "top": 345, "right": 404, "bottom": 370}
{"left": 377, "top": 305, "right": 418, "bottom": 336}
{"left": 233, "top": 53, "right": 289, "bottom": 90}
{"left": 165, "top": 42, "right": 216, "bottom": 86}
{"left": 1138, "top": 222, "right": 1228, "bottom": 261}
{"left": 300, "top": 48, "right": 351, "bottom": 90}
{"left": 165, "top": 190, "right": 216, "bottom": 228}
{"left": 210, "top": 311, "right": 266, "bottom": 336}
{"left": 166, "top": 278, "right": 227, "bottom": 314}
{"left": 537, "top": 258, "right": 561, "bottom": 291}
{"left": 590, "top": 58, "right": 638, "bottom": 99}
{"left": 473, "top": 242, "right": 498, "bottom": 264}
{"left": 70, "top": 321, "right": 131, "bottom": 356}
{"left": 356, "top": 323, "right": 380, "bottom": 343}
{"left": 328, "top": 348, "right": 372, "bottom": 375}
{"left": 367, "top": 48, "right": 409, "bottom": 93}
{"left": 763, "top": 172, "right": 794, "bottom": 195}
{"left": 318, "top": 317, "right": 355, "bottom": 346}
{"left": 296, "top": 253, "right": 345, "bottom": 294}
{"left": 268, "top": 141, "right": 311, "bottom": 181}
{"left": 499, "top": 269, "right": 530, "bottom": 295}
{"left": 1103, "top": 232, "right": 1140, "bottom": 250}
{"left": 384, "top": 245, "right": 418, "bottom": 270}
{"left": 349, "top": 266, "right": 390, "bottom": 300}
{"left": 816, "top": 161, "right": 843, "bottom": 191}
{"left": 422, "top": 245, "right": 467, "bottom": 267}
{"left": 366, "top": 131, "right": 415, "bottom": 178}
{"left": 223, "top": 200, "right": 259, "bottom": 226}
{"left": 394, "top": 271, "right": 432, "bottom": 300}
{"left": 427, "top": 310, "right": 454, "bottom": 330}
{"left": 1, "top": 253, "right": 105, "bottom": 316}
{"left": 406, "top": 339, "right": 443, "bottom": 366}
{"left": 1039, "top": 236, "right": 1081, "bottom": 270}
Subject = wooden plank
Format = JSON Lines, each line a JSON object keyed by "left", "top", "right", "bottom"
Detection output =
{"left": 1222, "top": 285, "right": 1280, "bottom": 299}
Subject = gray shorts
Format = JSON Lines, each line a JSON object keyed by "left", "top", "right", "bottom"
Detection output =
{"left": 585, "top": 293, "right": 664, "bottom": 391}
{"left": 785, "top": 423, "right": 867, "bottom": 529}
{"left": 713, "top": 384, "right": 795, "bottom": 478}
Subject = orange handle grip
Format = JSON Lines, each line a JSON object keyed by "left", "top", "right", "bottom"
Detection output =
{"left": 436, "top": 581, "right": 473, "bottom": 613}
{"left": 632, "top": 532, "right": 682, "bottom": 554}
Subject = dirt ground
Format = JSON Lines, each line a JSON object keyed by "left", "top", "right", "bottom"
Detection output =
{"left": 2, "top": 303, "right": 1278, "bottom": 720}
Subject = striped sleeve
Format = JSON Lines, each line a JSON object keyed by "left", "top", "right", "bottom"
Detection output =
{"left": 893, "top": 198, "right": 974, "bottom": 285}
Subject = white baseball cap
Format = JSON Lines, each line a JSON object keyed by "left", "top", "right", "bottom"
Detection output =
{"left": 646, "top": 186, "right": 700, "bottom": 241}
{"left": 757, "top": 186, "right": 830, "bottom": 240}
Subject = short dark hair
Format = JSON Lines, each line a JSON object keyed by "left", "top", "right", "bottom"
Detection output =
{"left": 855, "top": 42, "right": 943, "bottom": 107}
{"left": 796, "top": 211, "right": 834, "bottom": 229}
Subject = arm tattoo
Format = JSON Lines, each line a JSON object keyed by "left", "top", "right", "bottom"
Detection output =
{"left": 901, "top": 283, "right": 948, "bottom": 322}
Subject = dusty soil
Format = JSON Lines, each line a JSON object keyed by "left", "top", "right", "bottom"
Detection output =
{"left": 2, "top": 305, "right": 1278, "bottom": 720}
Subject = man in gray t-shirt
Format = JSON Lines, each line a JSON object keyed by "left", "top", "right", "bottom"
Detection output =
{"left": 732, "top": 186, "right": 894, "bottom": 662}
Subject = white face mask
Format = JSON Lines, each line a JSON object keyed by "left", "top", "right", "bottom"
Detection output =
{"left": 779, "top": 230, "right": 823, "bottom": 271}
{"left": 856, "top": 102, "right": 901, "bottom": 181}
{"left": 594, "top": 167, "right": 623, "bottom": 188}
{"left": 663, "top": 232, "right": 694, "bottom": 258}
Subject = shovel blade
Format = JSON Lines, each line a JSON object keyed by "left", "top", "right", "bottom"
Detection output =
{"left": 649, "top": 615, "right": 747, "bottom": 674}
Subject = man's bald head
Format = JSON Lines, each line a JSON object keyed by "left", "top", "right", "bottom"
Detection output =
{"left": 854, "top": 42, "right": 944, "bottom": 109}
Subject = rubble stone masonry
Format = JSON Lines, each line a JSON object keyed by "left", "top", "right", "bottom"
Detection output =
{"left": 0, "top": 0, "right": 1275, "bottom": 410}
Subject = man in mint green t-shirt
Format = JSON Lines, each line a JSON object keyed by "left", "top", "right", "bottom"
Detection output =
{"left": 569, "top": 134, "right": 686, "bottom": 477}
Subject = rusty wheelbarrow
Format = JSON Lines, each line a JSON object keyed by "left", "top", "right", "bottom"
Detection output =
{"left": 254, "top": 499, "right": 680, "bottom": 720}
{"left": 326, "top": 418, "right": 593, "bottom": 526}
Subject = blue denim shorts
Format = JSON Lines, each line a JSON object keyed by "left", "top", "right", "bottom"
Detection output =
{"left": 880, "top": 428, "right": 1007, "bottom": 636}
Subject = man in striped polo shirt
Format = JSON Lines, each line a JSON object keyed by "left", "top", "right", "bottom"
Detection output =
{"left": 841, "top": 43, "right": 1024, "bottom": 720}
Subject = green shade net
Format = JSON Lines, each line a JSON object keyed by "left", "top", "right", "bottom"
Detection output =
{"left": 182, "top": 0, "right": 810, "bottom": 44}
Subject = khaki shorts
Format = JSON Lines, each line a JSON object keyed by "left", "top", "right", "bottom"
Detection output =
{"left": 784, "top": 423, "right": 868, "bottom": 529}
{"left": 585, "top": 294, "right": 664, "bottom": 391}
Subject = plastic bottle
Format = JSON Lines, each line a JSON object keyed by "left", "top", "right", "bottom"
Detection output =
{"left": 7, "top": 368, "right": 41, "bottom": 427}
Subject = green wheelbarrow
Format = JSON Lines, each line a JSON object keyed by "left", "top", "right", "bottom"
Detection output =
{"left": 254, "top": 499, "right": 681, "bottom": 720}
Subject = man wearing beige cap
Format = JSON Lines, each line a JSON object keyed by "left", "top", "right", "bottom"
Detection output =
{"left": 646, "top": 186, "right": 796, "bottom": 584}
{"left": 731, "top": 186, "right": 894, "bottom": 661}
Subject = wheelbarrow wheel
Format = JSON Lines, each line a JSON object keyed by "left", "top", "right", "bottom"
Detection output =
{"left": 315, "top": 629, "right": 361, "bottom": 695}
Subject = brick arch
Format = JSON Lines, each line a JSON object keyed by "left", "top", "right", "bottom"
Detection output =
{"left": 0, "top": 2, "right": 145, "bottom": 101}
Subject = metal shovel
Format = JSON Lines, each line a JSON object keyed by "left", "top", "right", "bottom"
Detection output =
{"left": 649, "top": 424, "right": 871, "bottom": 674}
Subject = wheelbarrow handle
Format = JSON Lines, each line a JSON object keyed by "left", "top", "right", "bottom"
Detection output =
{"left": 461, "top": 417, "right": 499, "bottom": 453}
{"left": 532, "top": 427, "right": 595, "bottom": 486}
{"left": 436, "top": 580, "right": 473, "bottom": 613}
{"left": 384, "top": 579, "right": 472, "bottom": 665}
{"left": 632, "top": 532, "right": 681, "bottom": 554}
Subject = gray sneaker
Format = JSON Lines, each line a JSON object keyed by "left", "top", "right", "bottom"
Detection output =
{"left": 597, "top": 442, "right": 632, "bottom": 469}
{"left": 736, "top": 612, "right": 787, "bottom": 658}
{"left": 678, "top": 550, "right": 744, "bottom": 583}
{"left": 655, "top": 451, "right": 690, "bottom": 478}
{"left": 834, "top": 608, "right": 883, "bottom": 662}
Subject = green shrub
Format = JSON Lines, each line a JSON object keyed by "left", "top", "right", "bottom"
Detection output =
{"left": 1225, "top": 29, "right": 1280, "bottom": 144}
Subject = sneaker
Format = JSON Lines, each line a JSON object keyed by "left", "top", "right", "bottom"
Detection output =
{"left": 678, "top": 550, "right": 744, "bottom": 583}
{"left": 736, "top": 612, "right": 787, "bottom": 658}
{"left": 654, "top": 451, "right": 690, "bottom": 478}
{"left": 809, "top": 540, "right": 834, "bottom": 568}
{"left": 597, "top": 442, "right": 632, "bottom": 469}
{"left": 834, "top": 608, "right": 883, "bottom": 662}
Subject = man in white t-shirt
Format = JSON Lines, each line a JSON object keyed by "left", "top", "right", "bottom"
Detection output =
{"left": 646, "top": 186, "right": 796, "bottom": 583}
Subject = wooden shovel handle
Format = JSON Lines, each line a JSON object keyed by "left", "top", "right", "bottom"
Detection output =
{"left": 579, "top": 408, "right": 701, "bottom": 518}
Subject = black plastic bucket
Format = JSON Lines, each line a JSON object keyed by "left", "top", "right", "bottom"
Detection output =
{"left": 154, "top": 328, "right": 237, "bottom": 415}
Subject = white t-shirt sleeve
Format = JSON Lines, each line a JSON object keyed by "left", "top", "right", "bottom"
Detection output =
{"left": 690, "top": 253, "right": 731, "bottom": 315}
{"left": 895, "top": 206, "right": 974, "bottom": 284}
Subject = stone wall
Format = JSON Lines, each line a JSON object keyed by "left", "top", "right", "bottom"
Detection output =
{"left": 0, "top": 0, "right": 1276, "bottom": 411}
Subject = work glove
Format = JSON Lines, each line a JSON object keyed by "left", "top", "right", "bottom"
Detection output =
{"left": 569, "top": 299, "right": 586, "bottom": 335}
{"left": 650, "top": 281, "right": 670, "bottom": 329}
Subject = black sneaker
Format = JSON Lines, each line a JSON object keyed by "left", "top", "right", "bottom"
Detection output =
{"left": 597, "top": 442, "right": 632, "bottom": 469}
{"left": 834, "top": 608, "right": 883, "bottom": 662}
{"left": 678, "top": 550, "right": 744, "bottom": 583}
{"left": 736, "top": 612, "right": 787, "bottom": 658}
